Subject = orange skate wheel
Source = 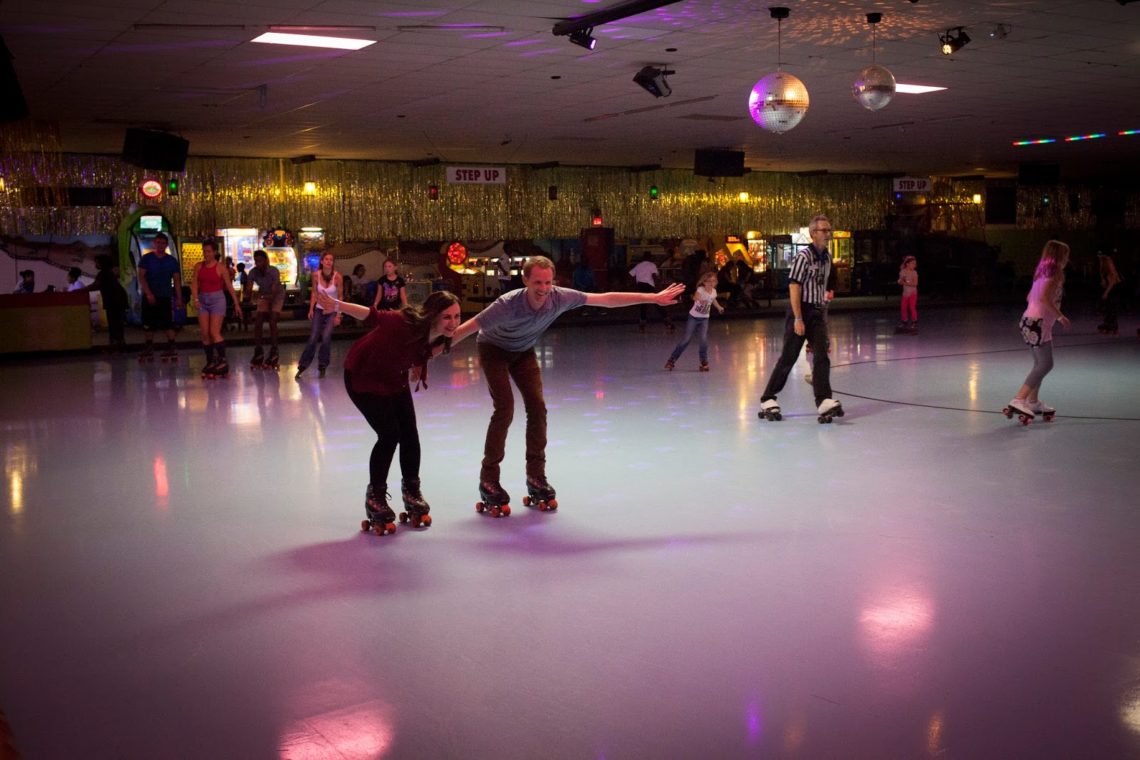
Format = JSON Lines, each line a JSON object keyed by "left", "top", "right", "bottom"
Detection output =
{"left": 421, "top": 515, "right": 432, "bottom": 527}
{"left": 546, "top": 499, "right": 558, "bottom": 510}
{"left": 522, "top": 495, "right": 532, "bottom": 507}
{"left": 372, "top": 524, "right": 384, "bottom": 536}
{"left": 385, "top": 522, "right": 396, "bottom": 535}
{"left": 489, "top": 505, "right": 502, "bottom": 518}
{"left": 360, "top": 519, "right": 371, "bottom": 532}
{"left": 476, "top": 502, "right": 485, "bottom": 513}
{"left": 500, "top": 504, "right": 511, "bottom": 517}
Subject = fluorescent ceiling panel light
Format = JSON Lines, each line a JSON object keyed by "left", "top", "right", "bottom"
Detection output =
{"left": 251, "top": 32, "right": 374, "bottom": 50}
{"left": 895, "top": 84, "right": 947, "bottom": 94}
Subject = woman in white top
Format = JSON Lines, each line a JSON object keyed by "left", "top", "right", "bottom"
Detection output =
{"left": 1007, "top": 240, "right": 1071, "bottom": 420}
{"left": 297, "top": 251, "right": 343, "bottom": 378}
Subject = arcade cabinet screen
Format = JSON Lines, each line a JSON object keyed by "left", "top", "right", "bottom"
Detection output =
{"left": 304, "top": 254, "right": 321, "bottom": 272}
{"left": 139, "top": 215, "right": 163, "bottom": 231}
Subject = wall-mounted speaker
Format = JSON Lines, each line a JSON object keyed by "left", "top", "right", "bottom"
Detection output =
{"left": 694, "top": 148, "right": 745, "bottom": 177}
{"left": 122, "top": 128, "right": 189, "bottom": 172}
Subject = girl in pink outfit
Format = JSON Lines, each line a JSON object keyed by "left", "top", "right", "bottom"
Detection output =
{"left": 897, "top": 255, "right": 918, "bottom": 332}
{"left": 1007, "top": 240, "right": 1071, "bottom": 421}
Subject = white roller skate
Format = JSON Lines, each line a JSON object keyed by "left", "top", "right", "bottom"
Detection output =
{"left": 1002, "top": 398, "right": 1036, "bottom": 426}
{"left": 1029, "top": 400, "right": 1055, "bottom": 422}
{"left": 757, "top": 398, "right": 782, "bottom": 422}
{"left": 817, "top": 398, "right": 844, "bottom": 424}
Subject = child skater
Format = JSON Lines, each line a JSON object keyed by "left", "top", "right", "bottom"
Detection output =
{"left": 897, "top": 255, "right": 919, "bottom": 333}
{"left": 315, "top": 288, "right": 462, "bottom": 535}
{"left": 664, "top": 270, "right": 724, "bottom": 371}
{"left": 1006, "top": 240, "right": 1071, "bottom": 422}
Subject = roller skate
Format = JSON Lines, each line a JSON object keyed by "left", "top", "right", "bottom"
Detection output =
{"left": 1001, "top": 398, "right": 1035, "bottom": 426}
{"left": 360, "top": 484, "right": 397, "bottom": 536}
{"left": 210, "top": 357, "right": 229, "bottom": 378}
{"left": 757, "top": 398, "right": 782, "bottom": 422}
{"left": 894, "top": 321, "right": 909, "bottom": 335}
{"left": 522, "top": 475, "right": 558, "bottom": 512}
{"left": 664, "top": 359, "right": 675, "bottom": 371}
{"left": 475, "top": 480, "right": 511, "bottom": 518}
{"left": 264, "top": 347, "right": 279, "bottom": 370}
{"left": 294, "top": 364, "right": 307, "bottom": 380}
{"left": 160, "top": 343, "right": 178, "bottom": 363}
{"left": 398, "top": 478, "right": 433, "bottom": 529}
{"left": 249, "top": 346, "right": 264, "bottom": 370}
{"left": 1029, "top": 400, "right": 1056, "bottom": 422}
{"left": 907, "top": 321, "right": 918, "bottom": 335}
{"left": 817, "top": 398, "right": 845, "bottom": 424}
{"left": 138, "top": 344, "right": 156, "bottom": 364}
{"left": 318, "top": 364, "right": 328, "bottom": 378}
{"left": 699, "top": 361, "right": 709, "bottom": 372}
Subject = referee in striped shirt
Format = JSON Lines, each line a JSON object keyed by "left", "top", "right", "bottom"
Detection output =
{"left": 758, "top": 214, "right": 843, "bottom": 420}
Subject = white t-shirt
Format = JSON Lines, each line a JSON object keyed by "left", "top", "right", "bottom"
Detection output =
{"left": 689, "top": 285, "right": 718, "bottom": 319}
{"left": 629, "top": 260, "right": 659, "bottom": 286}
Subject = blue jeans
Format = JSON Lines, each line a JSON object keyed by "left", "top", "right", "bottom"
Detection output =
{"left": 668, "top": 315, "right": 710, "bottom": 362}
{"left": 299, "top": 309, "right": 336, "bottom": 369}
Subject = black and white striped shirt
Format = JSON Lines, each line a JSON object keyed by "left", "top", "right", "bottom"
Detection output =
{"left": 787, "top": 244, "right": 831, "bottom": 307}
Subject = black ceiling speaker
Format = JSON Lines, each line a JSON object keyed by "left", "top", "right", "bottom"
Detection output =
{"left": 0, "top": 36, "right": 30, "bottom": 123}
{"left": 633, "top": 65, "right": 673, "bottom": 98}
{"left": 694, "top": 148, "right": 745, "bottom": 177}
{"left": 122, "top": 128, "right": 190, "bottom": 172}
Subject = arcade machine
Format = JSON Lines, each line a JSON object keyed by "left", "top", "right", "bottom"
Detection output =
{"left": 260, "top": 227, "right": 300, "bottom": 297}
{"left": 177, "top": 238, "right": 204, "bottom": 318}
{"left": 295, "top": 227, "right": 326, "bottom": 308}
{"left": 116, "top": 208, "right": 179, "bottom": 325}
{"left": 830, "top": 230, "right": 854, "bottom": 294}
{"left": 445, "top": 241, "right": 494, "bottom": 315}
{"left": 214, "top": 227, "right": 259, "bottom": 273}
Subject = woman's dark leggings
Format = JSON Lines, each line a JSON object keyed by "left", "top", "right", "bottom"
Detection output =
{"left": 344, "top": 373, "right": 420, "bottom": 489}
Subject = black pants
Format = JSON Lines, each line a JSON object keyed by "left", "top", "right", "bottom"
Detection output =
{"left": 761, "top": 305, "right": 832, "bottom": 406}
{"left": 105, "top": 306, "right": 126, "bottom": 346}
{"left": 344, "top": 372, "right": 420, "bottom": 488}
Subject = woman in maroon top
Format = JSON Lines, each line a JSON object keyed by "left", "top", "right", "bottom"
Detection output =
{"left": 317, "top": 288, "right": 461, "bottom": 535}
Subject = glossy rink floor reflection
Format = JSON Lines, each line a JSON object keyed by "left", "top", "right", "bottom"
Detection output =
{"left": 2, "top": 306, "right": 1139, "bottom": 759}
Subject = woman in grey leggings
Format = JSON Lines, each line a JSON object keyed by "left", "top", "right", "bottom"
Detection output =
{"left": 1007, "top": 240, "right": 1071, "bottom": 421}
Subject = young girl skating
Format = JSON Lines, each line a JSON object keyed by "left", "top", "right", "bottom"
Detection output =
{"left": 1005, "top": 240, "right": 1071, "bottom": 423}
{"left": 664, "top": 271, "right": 724, "bottom": 371}
{"left": 897, "top": 255, "right": 919, "bottom": 333}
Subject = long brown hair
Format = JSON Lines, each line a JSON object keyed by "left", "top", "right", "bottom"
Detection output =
{"left": 403, "top": 290, "right": 460, "bottom": 354}
{"left": 1033, "top": 240, "right": 1069, "bottom": 282}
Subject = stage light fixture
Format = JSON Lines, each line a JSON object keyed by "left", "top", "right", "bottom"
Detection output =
{"left": 166, "top": 178, "right": 180, "bottom": 196}
{"left": 569, "top": 28, "right": 597, "bottom": 50}
{"left": 649, "top": 185, "right": 659, "bottom": 200}
{"left": 939, "top": 27, "right": 970, "bottom": 55}
{"left": 633, "top": 65, "right": 673, "bottom": 98}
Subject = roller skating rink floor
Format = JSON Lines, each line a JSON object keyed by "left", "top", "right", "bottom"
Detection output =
{"left": 2, "top": 304, "right": 1138, "bottom": 759}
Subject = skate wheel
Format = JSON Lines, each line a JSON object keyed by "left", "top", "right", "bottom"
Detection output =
{"left": 399, "top": 512, "right": 409, "bottom": 524}
{"left": 361, "top": 519, "right": 371, "bottom": 532}
{"left": 1044, "top": 413, "right": 1055, "bottom": 422}
{"left": 500, "top": 504, "right": 511, "bottom": 517}
{"left": 546, "top": 499, "right": 558, "bottom": 511}
{"left": 384, "top": 522, "right": 396, "bottom": 535}
{"left": 1019, "top": 415, "right": 1031, "bottom": 426}
{"left": 522, "top": 495, "right": 532, "bottom": 507}
{"left": 1002, "top": 407, "right": 1013, "bottom": 419}
{"left": 835, "top": 408, "right": 845, "bottom": 417}
{"left": 476, "top": 502, "right": 485, "bottom": 513}
{"left": 421, "top": 514, "right": 432, "bottom": 527}
{"left": 372, "top": 524, "right": 384, "bottom": 536}
{"left": 489, "top": 505, "right": 502, "bottom": 518}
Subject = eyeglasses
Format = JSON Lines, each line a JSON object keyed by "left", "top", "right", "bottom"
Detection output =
{"left": 813, "top": 227, "right": 833, "bottom": 234}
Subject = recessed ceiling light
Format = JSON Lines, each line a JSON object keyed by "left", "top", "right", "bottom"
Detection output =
{"left": 895, "top": 83, "right": 947, "bottom": 94}
{"left": 251, "top": 32, "right": 375, "bottom": 50}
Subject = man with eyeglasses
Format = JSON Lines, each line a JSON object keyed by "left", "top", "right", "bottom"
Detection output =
{"left": 758, "top": 214, "right": 844, "bottom": 423}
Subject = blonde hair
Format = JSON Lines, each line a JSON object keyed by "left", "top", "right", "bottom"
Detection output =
{"left": 522, "top": 255, "right": 555, "bottom": 277}
{"left": 1033, "top": 240, "right": 1070, "bottom": 282}
{"left": 698, "top": 271, "right": 719, "bottom": 288}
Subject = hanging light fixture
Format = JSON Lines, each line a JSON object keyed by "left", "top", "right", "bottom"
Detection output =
{"left": 852, "top": 12, "right": 896, "bottom": 111}
{"left": 748, "top": 7, "right": 809, "bottom": 134}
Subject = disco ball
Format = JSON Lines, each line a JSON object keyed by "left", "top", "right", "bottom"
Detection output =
{"left": 748, "top": 72, "right": 810, "bottom": 133}
{"left": 852, "top": 64, "right": 896, "bottom": 111}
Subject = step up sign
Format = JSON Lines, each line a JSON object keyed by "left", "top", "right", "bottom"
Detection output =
{"left": 447, "top": 167, "right": 506, "bottom": 184}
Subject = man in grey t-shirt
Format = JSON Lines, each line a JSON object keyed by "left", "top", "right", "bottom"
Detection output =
{"left": 452, "top": 255, "right": 683, "bottom": 514}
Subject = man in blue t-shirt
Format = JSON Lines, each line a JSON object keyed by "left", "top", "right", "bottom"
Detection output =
{"left": 137, "top": 232, "right": 183, "bottom": 359}
{"left": 451, "top": 255, "right": 683, "bottom": 512}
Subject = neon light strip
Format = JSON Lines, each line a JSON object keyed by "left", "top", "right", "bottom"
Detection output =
{"left": 1064, "top": 133, "right": 1106, "bottom": 142}
{"left": 1012, "top": 138, "right": 1056, "bottom": 146}
{"left": 1119, "top": 129, "right": 1140, "bottom": 136}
